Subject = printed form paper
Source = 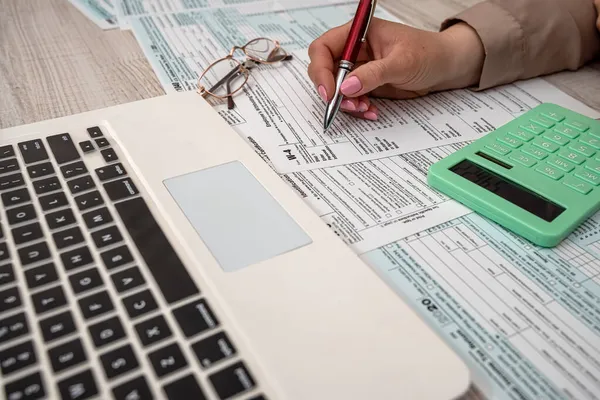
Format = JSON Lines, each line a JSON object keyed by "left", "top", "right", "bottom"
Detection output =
{"left": 68, "top": 0, "right": 119, "bottom": 29}
{"left": 363, "top": 212, "right": 600, "bottom": 399}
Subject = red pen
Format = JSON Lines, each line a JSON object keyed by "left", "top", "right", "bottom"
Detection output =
{"left": 323, "top": 0, "right": 377, "bottom": 131}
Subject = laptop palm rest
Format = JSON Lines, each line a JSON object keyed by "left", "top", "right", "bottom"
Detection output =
{"left": 164, "top": 161, "right": 312, "bottom": 272}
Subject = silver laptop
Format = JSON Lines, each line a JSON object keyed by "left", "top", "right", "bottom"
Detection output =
{"left": 0, "top": 92, "right": 469, "bottom": 400}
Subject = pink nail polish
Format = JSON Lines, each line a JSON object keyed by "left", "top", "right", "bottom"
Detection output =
{"left": 364, "top": 111, "right": 378, "bottom": 121}
{"left": 341, "top": 99, "right": 356, "bottom": 112}
{"left": 318, "top": 85, "right": 328, "bottom": 102}
{"left": 340, "top": 76, "right": 362, "bottom": 95}
{"left": 358, "top": 102, "right": 368, "bottom": 112}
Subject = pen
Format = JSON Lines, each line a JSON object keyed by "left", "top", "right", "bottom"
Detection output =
{"left": 323, "top": 0, "right": 378, "bottom": 131}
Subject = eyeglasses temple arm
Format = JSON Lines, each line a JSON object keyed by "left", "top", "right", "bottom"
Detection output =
{"left": 208, "top": 64, "right": 243, "bottom": 93}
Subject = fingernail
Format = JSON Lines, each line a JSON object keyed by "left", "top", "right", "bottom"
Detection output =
{"left": 341, "top": 76, "right": 362, "bottom": 95}
{"left": 318, "top": 85, "right": 327, "bottom": 102}
{"left": 358, "top": 101, "right": 369, "bottom": 112}
{"left": 341, "top": 99, "right": 356, "bottom": 112}
{"left": 364, "top": 111, "right": 378, "bottom": 121}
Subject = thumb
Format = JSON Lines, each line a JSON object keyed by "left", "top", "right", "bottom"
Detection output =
{"left": 340, "top": 59, "right": 392, "bottom": 98}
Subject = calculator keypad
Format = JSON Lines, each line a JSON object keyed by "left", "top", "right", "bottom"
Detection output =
{"left": 484, "top": 110, "right": 600, "bottom": 196}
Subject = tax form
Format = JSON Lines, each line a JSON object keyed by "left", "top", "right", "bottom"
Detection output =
{"left": 68, "top": 0, "right": 119, "bottom": 29}
{"left": 363, "top": 212, "right": 600, "bottom": 399}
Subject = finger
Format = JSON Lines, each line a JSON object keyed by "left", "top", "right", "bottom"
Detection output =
{"left": 347, "top": 103, "right": 379, "bottom": 121}
{"left": 308, "top": 23, "right": 351, "bottom": 100}
{"left": 370, "top": 85, "right": 428, "bottom": 99}
{"left": 357, "top": 95, "right": 370, "bottom": 112}
{"left": 340, "top": 97, "right": 360, "bottom": 112}
{"left": 340, "top": 59, "right": 392, "bottom": 98}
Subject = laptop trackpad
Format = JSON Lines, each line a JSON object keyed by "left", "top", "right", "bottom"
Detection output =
{"left": 164, "top": 161, "right": 312, "bottom": 272}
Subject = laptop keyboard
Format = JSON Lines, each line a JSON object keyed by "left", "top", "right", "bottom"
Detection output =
{"left": 0, "top": 126, "right": 264, "bottom": 400}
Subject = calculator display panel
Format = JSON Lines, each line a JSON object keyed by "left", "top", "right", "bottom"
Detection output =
{"left": 449, "top": 159, "right": 565, "bottom": 222}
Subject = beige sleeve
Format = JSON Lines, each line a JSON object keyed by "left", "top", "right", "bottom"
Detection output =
{"left": 441, "top": 0, "right": 600, "bottom": 90}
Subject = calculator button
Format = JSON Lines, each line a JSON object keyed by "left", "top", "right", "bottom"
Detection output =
{"left": 530, "top": 116, "right": 555, "bottom": 129}
{"left": 522, "top": 145, "right": 548, "bottom": 160}
{"left": 575, "top": 169, "right": 600, "bottom": 186}
{"left": 535, "top": 165, "right": 563, "bottom": 180}
{"left": 578, "top": 135, "right": 600, "bottom": 149}
{"left": 589, "top": 130, "right": 600, "bottom": 140}
{"left": 509, "top": 152, "right": 536, "bottom": 167}
{"left": 485, "top": 142, "right": 511, "bottom": 156}
{"left": 554, "top": 124, "right": 579, "bottom": 139}
{"left": 585, "top": 159, "right": 600, "bottom": 174}
{"left": 532, "top": 138, "right": 559, "bottom": 153}
{"left": 558, "top": 149, "right": 585, "bottom": 165}
{"left": 542, "top": 132, "right": 569, "bottom": 146}
{"left": 569, "top": 143, "right": 596, "bottom": 158}
{"left": 520, "top": 123, "right": 545, "bottom": 135}
{"left": 497, "top": 135, "right": 523, "bottom": 148}
{"left": 563, "top": 177, "right": 593, "bottom": 194}
{"left": 541, "top": 111, "right": 565, "bottom": 122}
{"left": 508, "top": 130, "right": 534, "bottom": 142}
{"left": 547, "top": 157, "right": 575, "bottom": 172}
{"left": 565, "top": 120, "right": 589, "bottom": 132}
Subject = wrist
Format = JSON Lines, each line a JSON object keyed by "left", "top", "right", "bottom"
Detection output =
{"left": 435, "top": 22, "right": 485, "bottom": 90}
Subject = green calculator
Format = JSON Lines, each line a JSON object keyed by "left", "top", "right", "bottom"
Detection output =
{"left": 427, "top": 103, "right": 600, "bottom": 247}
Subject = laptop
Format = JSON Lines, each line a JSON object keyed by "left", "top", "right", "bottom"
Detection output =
{"left": 0, "top": 91, "right": 469, "bottom": 400}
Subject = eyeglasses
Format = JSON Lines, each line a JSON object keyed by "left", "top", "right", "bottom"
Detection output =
{"left": 197, "top": 37, "right": 292, "bottom": 109}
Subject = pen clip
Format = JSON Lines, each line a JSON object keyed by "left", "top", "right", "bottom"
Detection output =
{"left": 361, "top": 0, "right": 377, "bottom": 42}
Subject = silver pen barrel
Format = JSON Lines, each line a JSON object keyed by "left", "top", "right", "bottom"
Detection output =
{"left": 323, "top": 61, "right": 353, "bottom": 131}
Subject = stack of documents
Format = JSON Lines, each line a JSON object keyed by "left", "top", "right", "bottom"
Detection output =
{"left": 69, "top": 0, "right": 600, "bottom": 398}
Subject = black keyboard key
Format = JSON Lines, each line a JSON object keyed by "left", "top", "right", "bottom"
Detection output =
{"left": 46, "top": 208, "right": 76, "bottom": 230}
{"left": 2, "top": 188, "right": 30, "bottom": 207}
{"left": 33, "top": 176, "right": 61, "bottom": 195}
{"left": 172, "top": 299, "right": 218, "bottom": 338}
{"left": 0, "top": 172, "right": 25, "bottom": 191}
{"left": 91, "top": 225, "right": 122, "bottom": 248}
{"left": 0, "top": 224, "right": 3, "bottom": 240}
{"left": 95, "top": 138, "right": 109, "bottom": 148}
{"left": 48, "top": 338, "right": 87, "bottom": 372}
{"left": 53, "top": 226, "right": 84, "bottom": 249}
{"left": 148, "top": 343, "right": 187, "bottom": 378}
{"left": 135, "top": 315, "right": 172, "bottom": 347}
{"left": 4, "top": 371, "right": 45, "bottom": 400}
{"left": 164, "top": 374, "right": 206, "bottom": 400}
{"left": 101, "top": 245, "right": 133, "bottom": 270}
{"left": 60, "top": 161, "right": 87, "bottom": 179}
{"left": 74, "top": 190, "right": 103, "bottom": 211}
{"left": 101, "top": 148, "right": 118, "bottom": 163}
{"left": 47, "top": 133, "right": 80, "bottom": 164}
{"left": 67, "top": 175, "right": 95, "bottom": 194}
{"left": 0, "top": 145, "right": 15, "bottom": 159}
{"left": 39, "top": 311, "right": 76, "bottom": 343}
{"left": 18, "top": 242, "right": 50, "bottom": 266}
{"left": 79, "top": 140, "right": 94, "bottom": 153}
{"left": 111, "top": 266, "right": 145, "bottom": 293}
{"left": 0, "top": 263, "right": 15, "bottom": 286}
{"left": 82, "top": 207, "right": 113, "bottom": 230}
{"left": 18, "top": 140, "right": 48, "bottom": 164}
{"left": 26, "top": 161, "right": 54, "bottom": 180}
{"left": 87, "top": 126, "right": 103, "bottom": 138}
{"left": 39, "top": 191, "right": 68, "bottom": 211}
{"left": 58, "top": 369, "right": 98, "bottom": 400}
{"left": 0, "top": 340, "right": 37, "bottom": 375}
{"left": 122, "top": 289, "right": 157, "bottom": 319}
{"left": 0, "top": 243, "right": 9, "bottom": 263}
{"left": 60, "top": 246, "right": 93, "bottom": 271}
{"left": 95, "top": 163, "right": 127, "bottom": 181}
{"left": 100, "top": 344, "right": 139, "bottom": 379}
{"left": 192, "top": 331, "right": 236, "bottom": 369}
{"left": 113, "top": 376, "right": 153, "bottom": 400}
{"left": 25, "top": 262, "right": 58, "bottom": 289}
{"left": 69, "top": 267, "right": 103, "bottom": 294}
{"left": 79, "top": 290, "right": 113, "bottom": 320}
{"left": 209, "top": 362, "right": 256, "bottom": 399}
{"left": 248, "top": 394, "right": 267, "bottom": 400}
{"left": 11, "top": 222, "right": 44, "bottom": 245}
{"left": 0, "top": 312, "right": 29, "bottom": 344}
{"left": 31, "top": 285, "right": 67, "bottom": 314}
{"left": 0, "top": 158, "right": 20, "bottom": 175}
{"left": 0, "top": 287, "right": 21, "bottom": 312}
{"left": 88, "top": 316, "right": 125, "bottom": 348}
{"left": 104, "top": 177, "right": 139, "bottom": 202}
{"left": 7, "top": 204, "right": 36, "bottom": 225}
{"left": 116, "top": 197, "right": 199, "bottom": 304}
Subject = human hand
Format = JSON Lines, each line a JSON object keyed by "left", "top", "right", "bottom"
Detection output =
{"left": 307, "top": 18, "right": 485, "bottom": 120}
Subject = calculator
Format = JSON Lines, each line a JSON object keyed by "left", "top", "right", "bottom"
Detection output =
{"left": 427, "top": 103, "right": 600, "bottom": 247}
